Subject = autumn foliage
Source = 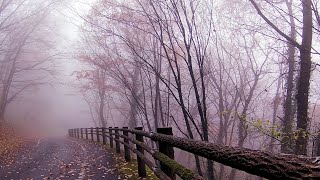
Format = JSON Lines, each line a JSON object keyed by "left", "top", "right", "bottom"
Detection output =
{"left": 0, "top": 123, "right": 23, "bottom": 161}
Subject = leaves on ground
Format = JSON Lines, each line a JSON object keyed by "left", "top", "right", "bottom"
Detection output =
{"left": 0, "top": 123, "right": 24, "bottom": 164}
{"left": 0, "top": 137, "right": 121, "bottom": 179}
{"left": 104, "top": 144, "right": 158, "bottom": 180}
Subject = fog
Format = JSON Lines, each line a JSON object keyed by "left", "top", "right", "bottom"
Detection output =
{"left": 1, "top": 0, "right": 320, "bottom": 179}
{"left": 2, "top": 0, "right": 95, "bottom": 136}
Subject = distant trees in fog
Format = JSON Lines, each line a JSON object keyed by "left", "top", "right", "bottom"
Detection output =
{"left": 0, "top": 0, "right": 64, "bottom": 121}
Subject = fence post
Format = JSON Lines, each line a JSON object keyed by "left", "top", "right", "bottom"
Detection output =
{"left": 85, "top": 128, "right": 88, "bottom": 140}
{"left": 135, "top": 127, "right": 146, "bottom": 178}
{"left": 123, "top": 127, "right": 130, "bottom": 162}
{"left": 102, "top": 128, "right": 106, "bottom": 145}
{"left": 90, "top": 127, "right": 94, "bottom": 141}
{"left": 96, "top": 127, "right": 100, "bottom": 143}
{"left": 109, "top": 127, "right": 113, "bottom": 148}
{"left": 77, "top": 128, "right": 80, "bottom": 139}
{"left": 80, "top": 128, "right": 84, "bottom": 139}
{"left": 157, "top": 127, "right": 175, "bottom": 179}
{"left": 115, "top": 127, "right": 121, "bottom": 153}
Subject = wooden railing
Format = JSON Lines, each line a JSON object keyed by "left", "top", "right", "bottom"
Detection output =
{"left": 68, "top": 127, "right": 320, "bottom": 180}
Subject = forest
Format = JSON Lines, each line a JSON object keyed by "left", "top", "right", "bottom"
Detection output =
{"left": 0, "top": 0, "right": 320, "bottom": 179}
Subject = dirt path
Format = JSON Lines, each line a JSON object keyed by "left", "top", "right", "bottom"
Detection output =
{"left": 0, "top": 137, "right": 120, "bottom": 179}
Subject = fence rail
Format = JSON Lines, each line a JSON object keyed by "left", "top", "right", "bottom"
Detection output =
{"left": 68, "top": 127, "right": 320, "bottom": 180}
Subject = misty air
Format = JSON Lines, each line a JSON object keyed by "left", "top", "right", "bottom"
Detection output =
{"left": 0, "top": 0, "right": 319, "bottom": 179}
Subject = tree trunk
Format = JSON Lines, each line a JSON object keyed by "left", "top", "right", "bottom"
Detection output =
{"left": 99, "top": 91, "right": 106, "bottom": 127}
{"left": 128, "top": 63, "right": 140, "bottom": 129}
{"left": 230, "top": 75, "right": 259, "bottom": 180}
{"left": 269, "top": 67, "right": 282, "bottom": 152}
{"left": 295, "top": 0, "right": 313, "bottom": 155}
{"left": 281, "top": 0, "right": 296, "bottom": 154}
{"left": 0, "top": 41, "right": 25, "bottom": 122}
{"left": 314, "top": 131, "right": 320, "bottom": 156}
{"left": 97, "top": 70, "right": 107, "bottom": 127}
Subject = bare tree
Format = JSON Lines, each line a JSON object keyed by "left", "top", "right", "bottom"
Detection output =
{"left": 0, "top": 1, "right": 62, "bottom": 122}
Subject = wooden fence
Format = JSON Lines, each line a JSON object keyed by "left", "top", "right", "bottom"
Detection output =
{"left": 68, "top": 127, "right": 320, "bottom": 180}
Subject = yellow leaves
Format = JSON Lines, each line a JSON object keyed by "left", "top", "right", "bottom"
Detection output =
{"left": 248, "top": 118, "right": 283, "bottom": 140}
{"left": 255, "top": 119, "right": 263, "bottom": 128}
{"left": 271, "top": 128, "right": 280, "bottom": 138}
{"left": 293, "top": 129, "right": 308, "bottom": 140}
{"left": 293, "top": 132, "right": 299, "bottom": 140}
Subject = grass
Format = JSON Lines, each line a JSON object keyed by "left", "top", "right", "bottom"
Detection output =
{"left": 103, "top": 144, "right": 159, "bottom": 180}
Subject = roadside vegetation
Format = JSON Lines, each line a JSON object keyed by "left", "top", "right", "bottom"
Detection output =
{"left": 104, "top": 145, "right": 158, "bottom": 180}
